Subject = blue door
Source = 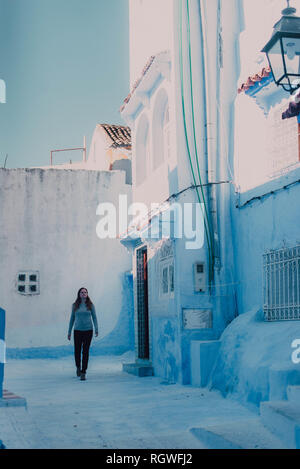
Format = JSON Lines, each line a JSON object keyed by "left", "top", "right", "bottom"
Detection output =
{"left": 0, "top": 308, "right": 5, "bottom": 399}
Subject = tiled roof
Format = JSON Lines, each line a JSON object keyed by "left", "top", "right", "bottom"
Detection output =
{"left": 238, "top": 66, "right": 272, "bottom": 94}
{"left": 99, "top": 124, "right": 131, "bottom": 150}
{"left": 120, "top": 55, "right": 156, "bottom": 112}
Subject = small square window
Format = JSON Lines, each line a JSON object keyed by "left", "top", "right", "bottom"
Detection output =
{"left": 16, "top": 271, "right": 39, "bottom": 295}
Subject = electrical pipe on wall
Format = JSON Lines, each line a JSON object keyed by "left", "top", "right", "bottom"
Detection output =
{"left": 198, "top": 0, "right": 220, "bottom": 268}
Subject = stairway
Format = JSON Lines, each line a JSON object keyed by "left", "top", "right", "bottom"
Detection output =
{"left": 259, "top": 386, "right": 300, "bottom": 449}
{"left": 190, "top": 385, "right": 300, "bottom": 449}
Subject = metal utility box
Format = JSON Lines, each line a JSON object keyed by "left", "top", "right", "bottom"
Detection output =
{"left": 194, "top": 262, "right": 206, "bottom": 292}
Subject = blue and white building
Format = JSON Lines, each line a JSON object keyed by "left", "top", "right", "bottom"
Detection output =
{"left": 120, "top": 0, "right": 242, "bottom": 384}
{"left": 120, "top": 0, "right": 300, "bottom": 410}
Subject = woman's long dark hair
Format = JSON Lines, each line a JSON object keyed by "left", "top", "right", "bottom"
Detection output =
{"left": 73, "top": 287, "right": 93, "bottom": 311}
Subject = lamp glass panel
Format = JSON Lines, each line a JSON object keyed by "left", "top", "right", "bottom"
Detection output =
{"left": 268, "top": 39, "right": 285, "bottom": 82}
{"left": 282, "top": 36, "right": 300, "bottom": 87}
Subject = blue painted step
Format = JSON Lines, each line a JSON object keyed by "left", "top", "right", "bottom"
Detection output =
{"left": 260, "top": 400, "right": 300, "bottom": 449}
{"left": 287, "top": 385, "right": 300, "bottom": 403}
{"left": 190, "top": 418, "right": 287, "bottom": 449}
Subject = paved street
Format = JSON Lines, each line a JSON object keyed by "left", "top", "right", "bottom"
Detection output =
{"left": 0, "top": 352, "right": 261, "bottom": 450}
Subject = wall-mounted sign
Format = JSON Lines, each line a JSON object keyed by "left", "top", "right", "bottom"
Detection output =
{"left": 182, "top": 309, "right": 212, "bottom": 330}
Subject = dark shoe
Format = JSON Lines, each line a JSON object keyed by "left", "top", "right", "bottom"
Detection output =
{"left": 80, "top": 372, "right": 86, "bottom": 381}
{"left": 76, "top": 367, "right": 81, "bottom": 377}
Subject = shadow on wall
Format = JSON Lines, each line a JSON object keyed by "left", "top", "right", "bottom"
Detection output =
{"left": 6, "top": 272, "right": 135, "bottom": 359}
{"left": 91, "top": 271, "right": 134, "bottom": 355}
{"left": 208, "top": 308, "right": 300, "bottom": 407}
{"left": 111, "top": 159, "right": 132, "bottom": 185}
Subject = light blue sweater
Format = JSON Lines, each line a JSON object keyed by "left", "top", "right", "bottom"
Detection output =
{"left": 68, "top": 301, "right": 98, "bottom": 336}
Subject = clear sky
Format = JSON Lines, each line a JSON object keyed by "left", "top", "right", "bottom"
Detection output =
{"left": 0, "top": 0, "right": 129, "bottom": 168}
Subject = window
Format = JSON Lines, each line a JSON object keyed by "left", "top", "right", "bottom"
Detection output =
{"left": 263, "top": 245, "right": 300, "bottom": 321}
{"left": 159, "top": 259, "right": 174, "bottom": 298}
{"left": 163, "top": 105, "right": 171, "bottom": 160}
{"left": 16, "top": 271, "right": 40, "bottom": 295}
{"left": 152, "top": 88, "right": 169, "bottom": 170}
{"left": 162, "top": 266, "right": 168, "bottom": 294}
{"left": 136, "top": 114, "right": 150, "bottom": 186}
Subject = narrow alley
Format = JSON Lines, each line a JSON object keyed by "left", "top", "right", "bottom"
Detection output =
{"left": 0, "top": 352, "right": 286, "bottom": 450}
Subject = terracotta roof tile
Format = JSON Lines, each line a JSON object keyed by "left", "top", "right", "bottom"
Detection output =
{"left": 99, "top": 124, "right": 131, "bottom": 150}
{"left": 238, "top": 66, "right": 272, "bottom": 93}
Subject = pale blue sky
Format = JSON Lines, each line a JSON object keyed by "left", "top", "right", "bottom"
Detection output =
{"left": 0, "top": 0, "right": 129, "bottom": 168}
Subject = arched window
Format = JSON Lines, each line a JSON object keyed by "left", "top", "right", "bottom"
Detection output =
{"left": 136, "top": 114, "right": 150, "bottom": 186}
{"left": 152, "top": 88, "right": 169, "bottom": 170}
{"left": 163, "top": 105, "right": 171, "bottom": 161}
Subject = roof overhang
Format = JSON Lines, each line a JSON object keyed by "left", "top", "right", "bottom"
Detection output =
{"left": 120, "top": 50, "right": 171, "bottom": 127}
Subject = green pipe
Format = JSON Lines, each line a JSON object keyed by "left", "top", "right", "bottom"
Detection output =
{"left": 178, "top": 0, "right": 215, "bottom": 285}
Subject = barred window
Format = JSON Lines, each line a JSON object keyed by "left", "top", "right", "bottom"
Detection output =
{"left": 263, "top": 246, "right": 300, "bottom": 321}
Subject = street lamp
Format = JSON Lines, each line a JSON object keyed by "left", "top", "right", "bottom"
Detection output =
{"left": 261, "top": 0, "right": 300, "bottom": 94}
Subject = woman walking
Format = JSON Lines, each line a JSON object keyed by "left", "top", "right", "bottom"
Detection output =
{"left": 68, "top": 287, "right": 98, "bottom": 381}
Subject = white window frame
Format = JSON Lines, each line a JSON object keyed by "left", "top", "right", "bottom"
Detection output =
{"left": 159, "top": 258, "right": 174, "bottom": 299}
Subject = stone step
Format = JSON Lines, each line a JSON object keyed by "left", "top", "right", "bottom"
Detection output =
{"left": 190, "top": 340, "right": 221, "bottom": 387}
{"left": 0, "top": 389, "right": 26, "bottom": 408}
{"left": 190, "top": 418, "right": 287, "bottom": 449}
{"left": 287, "top": 385, "right": 300, "bottom": 403}
{"left": 122, "top": 362, "right": 154, "bottom": 377}
{"left": 260, "top": 400, "right": 300, "bottom": 449}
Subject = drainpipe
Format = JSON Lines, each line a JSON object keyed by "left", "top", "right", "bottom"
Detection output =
{"left": 199, "top": 0, "right": 220, "bottom": 270}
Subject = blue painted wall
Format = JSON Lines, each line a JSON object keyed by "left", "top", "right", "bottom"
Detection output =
{"left": 0, "top": 308, "right": 5, "bottom": 399}
{"left": 209, "top": 308, "right": 300, "bottom": 406}
{"left": 151, "top": 317, "right": 180, "bottom": 384}
{"left": 208, "top": 165, "right": 300, "bottom": 406}
{"left": 232, "top": 167, "right": 300, "bottom": 316}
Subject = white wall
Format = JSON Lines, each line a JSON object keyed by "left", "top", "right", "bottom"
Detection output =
{"left": 0, "top": 168, "right": 132, "bottom": 349}
{"left": 87, "top": 126, "right": 110, "bottom": 170}
{"left": 235, "top": 0, "right": 300, "bottom": 192}
{"left": 129, "top": 0, "right": 174, "bottom": 86}
{"left": 240, "top": 0, "right": 300, "bottom": 80}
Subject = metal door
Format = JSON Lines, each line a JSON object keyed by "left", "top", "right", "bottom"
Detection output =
{"left": 0, "top": 308, "right": 5, "bottom": 399}
{"left": 136, "top": 247, "right": 150, "bottom": 360}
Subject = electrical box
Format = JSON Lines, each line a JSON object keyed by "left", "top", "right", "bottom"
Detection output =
{"left": 194, "top": 262, "right": 205, "bottom": 292}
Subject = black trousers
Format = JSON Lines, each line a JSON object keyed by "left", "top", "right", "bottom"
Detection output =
{"left": 73, "top": 330, "right": 93, "bottom": 373}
